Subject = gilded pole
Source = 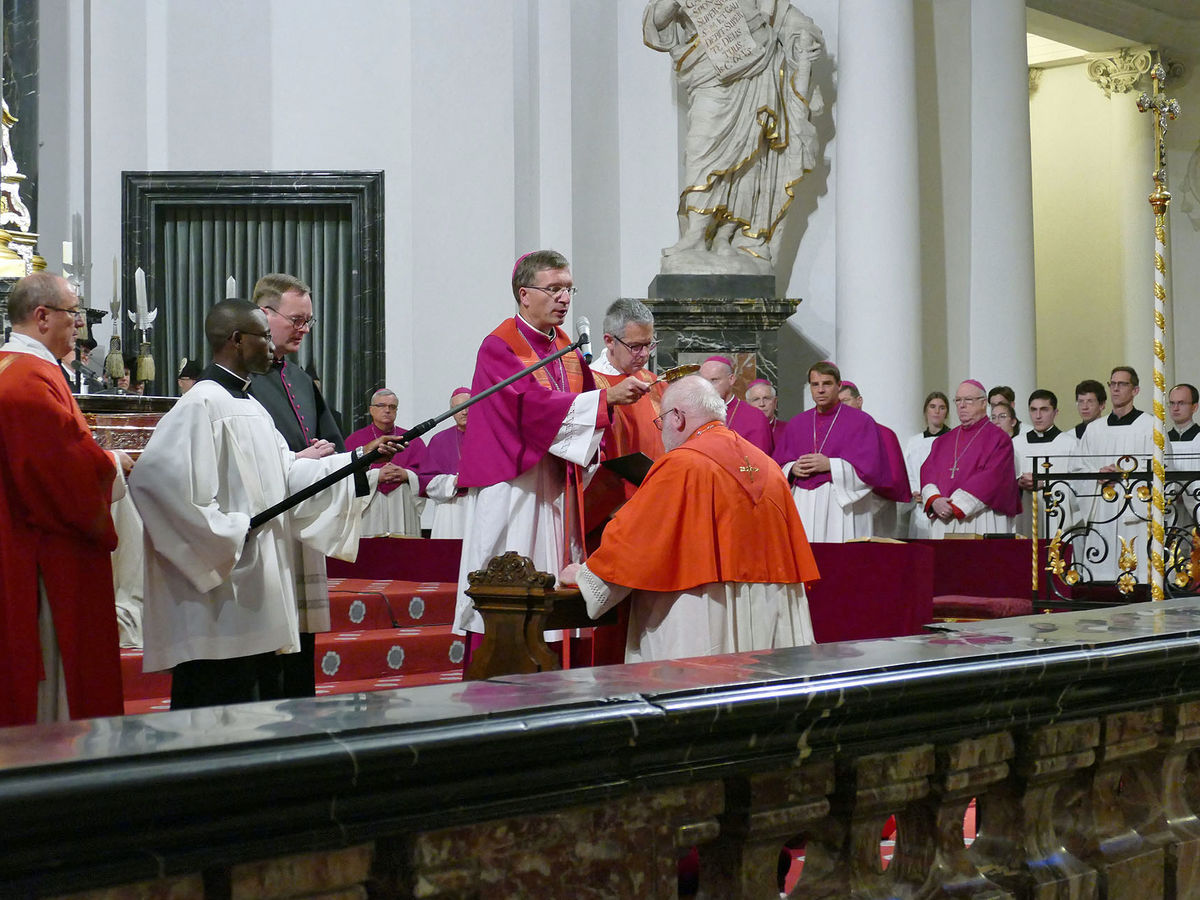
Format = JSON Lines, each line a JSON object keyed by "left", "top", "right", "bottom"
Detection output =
{"left": 1136, "top": 61, "right": 1180, "bottom": 602}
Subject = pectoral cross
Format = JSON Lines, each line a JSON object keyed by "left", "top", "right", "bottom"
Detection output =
{"left": 948, "top": 461, "right": 960, "bottom": 478}
{"left": 739, "top": 456, "right": 759, "bottom": 481}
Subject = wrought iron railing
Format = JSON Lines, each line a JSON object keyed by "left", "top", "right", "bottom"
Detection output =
{"left": 1031, "top": 452, "right": 1200, "bottom": 609}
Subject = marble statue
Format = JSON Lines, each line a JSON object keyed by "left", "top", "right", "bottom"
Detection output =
{"left": 645, "top": 0, "right": 824, "bottom": 276}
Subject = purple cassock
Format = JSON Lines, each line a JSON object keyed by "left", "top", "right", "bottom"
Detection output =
{"left": 877, "top": 425, "right": 914, "bottom": 502}
{"left": 920, "top": 418, "right": 1021, "bottom": 516}
{"left": 771, "top": 416, "right": 789, "bottom": 447}
{"left": 419, "top": 426, "right": 464, "bottom": 496}
{"left": 725, "top": 397, "right": 774, "bottom": 455}
{"left": 458, "top": 316, "right": 602, "bottom": 489}
{"left": 344, "top": 425, "right": 427, "bottom": 495}
{"left": 772, "top": 403, "right": 898, "bottom": 495}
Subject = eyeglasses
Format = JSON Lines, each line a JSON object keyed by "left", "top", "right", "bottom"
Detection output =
{"left": 653, "top": 408, "right": 681, "bottom": 431}
{"left": 237, "top": 329, "right": 273, "bottom": 340}
{"left": 43, "top": 304, "right": 84, "bottom": 321}
{"left": 612, "top": 334, "right": 659, "bottom": 355}
{"left": 264, "top": 306, "right": 316, "bottom": 329}
{"left": 522, "top": 284, "right": 577, "bottom": 299}
{"left": 954, "top": 396, "right": 985, "bottom": 404}
{"left": 990, "top": 413, "right": 1012, "bottom": 421}
{"left": 1108, "top": 380, "right": 1132, "bottom": 388}
{"left": 370, "top": 403, "right": 398, "bottom": 411}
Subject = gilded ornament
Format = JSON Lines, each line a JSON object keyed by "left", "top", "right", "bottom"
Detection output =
{"left": 1118, "top": 573, "right": 1137, "bottom": 595}
{"left": 1102, "top": 483, "right": 1119, "bottom": 502}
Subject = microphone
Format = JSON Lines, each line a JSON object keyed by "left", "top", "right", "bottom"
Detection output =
{"left": 576, "top": 316, "right": 593, "bottom": 364}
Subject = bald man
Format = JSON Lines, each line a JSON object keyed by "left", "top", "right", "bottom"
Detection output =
{"left": 0, "top": 273, "right": 127, "bottom": 725}
{"left": 698, "top": 355, "right": 773, "bottom": 453}
{"left": 561, "top": 375, "right": 818, "bottom": 662}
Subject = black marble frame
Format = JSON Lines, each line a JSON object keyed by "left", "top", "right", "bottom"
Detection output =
{"left": 121, "top": 170, "right": 384, "bottom": 420}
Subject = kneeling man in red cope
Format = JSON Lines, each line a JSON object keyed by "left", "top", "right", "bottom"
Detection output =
{"left": 560, "top": 375, "right": 819, "bottom": 663}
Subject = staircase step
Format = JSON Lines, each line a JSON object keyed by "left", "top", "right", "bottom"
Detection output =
{"left": 327, "top": 579, "right": 456, "bottom": 629}
{"left": 315, "top": 625, "right": 466, "bottom": 682}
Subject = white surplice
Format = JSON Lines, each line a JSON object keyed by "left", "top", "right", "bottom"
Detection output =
{"left": 360, "top": 469, "right": 425, "bottom": 537}
{"left": 130, "top": 379, "right": 374, "bottom": 672}
{"left": 1015, "top": 428, "right": 1078, "bottom": 539}
{"left": 577, "top": 564, "right": 812, "bottom": 663}
{"left": 1074, "top": 411, "right": 1156, "bottom": 581}
{"left": 782, "top": 458, "right": 879, "bottom": 542}
{"left": 425, "top": 473, "right": 468, "bottom": 539}
{"left": 903, "top": 431, "right": 939, "bottom": 538}
{"left": 453, "top": 390, "right": 604, "bottom": 635}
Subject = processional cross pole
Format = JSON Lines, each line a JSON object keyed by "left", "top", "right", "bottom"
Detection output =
{"left": 1136, "top": 60, "right": 1180, "bottom": 602}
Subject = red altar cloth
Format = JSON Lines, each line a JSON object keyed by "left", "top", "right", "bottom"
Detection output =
{"left": 805, "top": 542, "right": 935, "bottom": 642}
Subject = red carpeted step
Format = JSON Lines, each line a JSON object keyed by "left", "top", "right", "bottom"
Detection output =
{"left": 315, "top": 625, "right": 466, "bottom": 683}
{"left": 120, "top": 648, "right": 172, "bottom": 701}
{"left": 315, "top": 670, "right": 463, "bottom": 696}
{"left": 327, "top": 579, "right": 457, "bottom": 630}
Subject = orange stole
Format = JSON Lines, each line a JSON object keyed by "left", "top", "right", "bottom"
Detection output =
{"left": 490, "top": 318, "right": 585, "bottom": 392}
{"left": 586, "top": 369, "right": 667, "bottom": 537}
{"left": 591, "top": 368, "right": 666, "bottom": 462}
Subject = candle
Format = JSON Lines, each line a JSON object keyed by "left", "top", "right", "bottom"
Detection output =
{"left": 135, "top": 266, "right": 148, "bottom": 319}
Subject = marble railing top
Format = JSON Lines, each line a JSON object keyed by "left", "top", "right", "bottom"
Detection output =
{"left": 3, "top": 597, "right": 1200, "bottom": 774}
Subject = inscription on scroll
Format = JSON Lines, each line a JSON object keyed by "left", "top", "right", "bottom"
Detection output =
{"left": 684, "top": 0, "right": 758, "bottom": 79}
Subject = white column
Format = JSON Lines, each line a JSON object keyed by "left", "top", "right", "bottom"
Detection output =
{"left": 835, "top": 0, "right": 921, "bottom": 432}
{"left": 966, "top": 0, "right": 1036, "bottom": 403}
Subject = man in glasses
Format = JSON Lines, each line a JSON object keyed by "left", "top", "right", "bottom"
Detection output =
{"left": 919, "top": 379, "right": 1021, "bottom": 537}
{"left": 250, "top": 273, "right": 342, "bottom": 458}
{"left": 247, "top": 273, "right": 344, "bottom": 698}
{"left": 0, "top": 272, "right": 126, "bottom": 725}
{"left": 559, "top": 375, "right": 818, "bottom": 662}
{"left": 453, "top": 250, "right": 648, "bottom": 663}
{"left": 131, "top": 299, "right": 400, "bottom": 710}
{"left": 586, "top": 300, "right": 668, "bottom": 532}
{"left": 345, "top": 388, "right": 428, "bottom": 537}
{"left": 1075, "top": 366, "right": 1155, "bottom": 581}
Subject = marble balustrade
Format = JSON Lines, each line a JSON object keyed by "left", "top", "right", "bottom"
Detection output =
{"left": 7, "top": 577, "right": 1200, "bottom": 897}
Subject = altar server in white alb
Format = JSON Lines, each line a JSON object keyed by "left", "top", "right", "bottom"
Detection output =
{"left": 1074, "top": 365, "right": 1155, "bottom": 581}
{"left": 130, "top": 299, "right": 401, "bottom": 710}
{"left": 1015, "top": 389, "right": 1077, "bottom": 538}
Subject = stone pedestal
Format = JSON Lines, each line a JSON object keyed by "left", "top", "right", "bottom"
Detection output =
{"left": 638, "top": 295, "right": 800, "bottom": 391}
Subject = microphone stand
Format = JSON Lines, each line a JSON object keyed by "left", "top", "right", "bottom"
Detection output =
{"left": 248, "top": 333, "right": 589, "bottom": 530}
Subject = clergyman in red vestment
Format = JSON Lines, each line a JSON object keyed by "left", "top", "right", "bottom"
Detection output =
{"left": 0, "top": 273, "right": 125, "bottom": 725}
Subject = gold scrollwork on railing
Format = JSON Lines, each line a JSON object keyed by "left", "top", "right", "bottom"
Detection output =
{"left": 1117, "top": 537, "right": 1138, "bottom": 595}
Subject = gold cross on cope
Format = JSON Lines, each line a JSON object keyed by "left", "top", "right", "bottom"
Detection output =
{"left": 739, "top": 456, "right": 759, "bottom": 481}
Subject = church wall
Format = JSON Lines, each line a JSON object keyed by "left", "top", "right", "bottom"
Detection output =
{"left": 1030, "top": 61, "right": 1159, "bottom": 419}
